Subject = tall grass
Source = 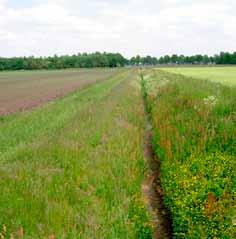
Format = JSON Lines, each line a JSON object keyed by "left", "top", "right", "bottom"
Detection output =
{"left": 0, "top": 70, "right": 152, "bottom": 238}
{"left": 142, "top": 69, "right": 235, "bottom": 238}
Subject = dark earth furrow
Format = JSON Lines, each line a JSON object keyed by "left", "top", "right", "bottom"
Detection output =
{"left": 142, "top": 119, "right": 173, "bottom": 239}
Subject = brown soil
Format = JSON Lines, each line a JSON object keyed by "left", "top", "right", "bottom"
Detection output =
{"left": 0, "top": 69, "right": 118, "bottom": 115}
{"left": 142, "top": 120, "right": 173, "bottom": 239}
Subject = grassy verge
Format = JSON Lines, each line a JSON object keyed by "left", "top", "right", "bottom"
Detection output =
{"left": 142, "top": 69, "right": 235, "bottom": 238}
{"left": 0, "top": 70, "right": 152, "bottom": 238}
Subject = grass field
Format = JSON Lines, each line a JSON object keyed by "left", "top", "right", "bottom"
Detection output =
{"left": 0, "top": 67, "right": 235, "bottom": 238}
{"left": 0, "top": 69, "right": 119, "bottom": 115}
{"left": 161, "top": 67, "right": 236, "bottom": 86}
{"left": 0, "top": 69, "right": 155, "bottom": 238}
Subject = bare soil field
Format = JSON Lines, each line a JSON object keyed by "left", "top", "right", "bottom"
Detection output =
{"left": 0, "top": 69, "right": 119, "bottom": 115}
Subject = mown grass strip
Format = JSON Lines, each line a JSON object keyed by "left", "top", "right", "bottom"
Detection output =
{"left": 142, "top": 69, "right": 235, "bottom": 238}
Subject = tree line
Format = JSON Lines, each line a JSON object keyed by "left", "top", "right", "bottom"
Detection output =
{"left": 0, "top": 52, "right": 127, "bottom": 71}
{"left": 0, "top": 51, "right": 235, "bottom": 71}
{"left": 157, "top": 52, "right": 236, "bottom": 65}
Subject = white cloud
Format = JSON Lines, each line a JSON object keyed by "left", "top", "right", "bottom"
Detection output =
{"left": 0, "top": 0, "right": 235, "bottom": 57}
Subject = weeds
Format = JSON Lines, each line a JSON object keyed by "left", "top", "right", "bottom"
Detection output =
{"left": 142, "top": 69, "right": 235, "bottom": 238}
{"left": 129, "top": 195, "right": 153, "bottom": 239}
{"left": 0, "top": 70, "right": 152, "bottom": 238}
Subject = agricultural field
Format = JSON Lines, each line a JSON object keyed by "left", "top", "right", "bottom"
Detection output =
{"left": 162, "top": 66, "right": 236, "bottom": 86}
{"left": 0, "top": 69, "right": 157, "bottom": 238}
{"left": 0, "top": 66, "right": 235, "bottom": 238}
{"left": 0, "top": 69, "right": 119, "bottom": 115}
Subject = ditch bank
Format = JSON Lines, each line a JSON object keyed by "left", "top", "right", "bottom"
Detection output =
{"left": 141, "top": 72, "right": 173, "bottom": 239}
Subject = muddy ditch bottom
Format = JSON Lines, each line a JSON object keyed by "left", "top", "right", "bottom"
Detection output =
{"left": 142, "top": 120, "right": 172, "bottom": 239}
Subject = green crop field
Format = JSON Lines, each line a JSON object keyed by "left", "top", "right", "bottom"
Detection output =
{"left": 0, "top": 67, "right": 235, "bottom": 238}
{"left": 161, "top": 67, "right": 236, "bottom": 86}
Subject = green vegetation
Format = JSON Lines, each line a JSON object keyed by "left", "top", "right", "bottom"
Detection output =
{"left": 141, "top": 69, "right": 235, "bottom": 238}
{"left": 158, "top": 52, "right": 236, "bottom": 65}
{"left": 131, "top": 52, "right": 236, "bottom": 66}
{"left": 1, "top": 51, "right": 236, "bottom": 71}
{"left": 0, "top": 70, "right": 152, "bottom": 238}
{"left": 162, "top": 67, "right": 236, "bottom": 86}
{"left": 0, "top": 52, "right": 128, "bottom": 71}
{"left": 1, "top": 66, "right": 235, "bottom": 238}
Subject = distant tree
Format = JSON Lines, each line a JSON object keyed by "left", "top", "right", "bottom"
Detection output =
{"left": 178, "top": 55, "right": 185, "bottom": 64}
{"left": 202, "top": 55, "right": 209, "bottom": 64}
{"left": 171, "top": 54, "right": 178, "bottom": 64}
{"left": 0, "top": 51, "right": 236, "bottom": 71}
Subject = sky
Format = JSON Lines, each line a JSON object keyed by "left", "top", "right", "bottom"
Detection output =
{"left": 0, "top": 0, "right": 235, "bottom": 58}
